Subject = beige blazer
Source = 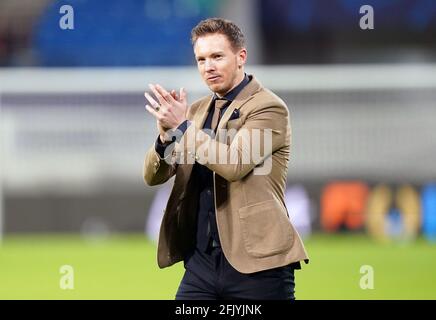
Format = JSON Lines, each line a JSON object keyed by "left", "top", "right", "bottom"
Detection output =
{"left": 143, "top": 75, "right": 309, "bottom": 274}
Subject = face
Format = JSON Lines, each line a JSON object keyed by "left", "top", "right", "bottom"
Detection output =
{"left": 194, "top": 33, "right": 247, "bottom": 96}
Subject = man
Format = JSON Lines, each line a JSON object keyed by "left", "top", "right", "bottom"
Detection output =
{"left": 143, "top": 18, "right": 308, "bottom": 300}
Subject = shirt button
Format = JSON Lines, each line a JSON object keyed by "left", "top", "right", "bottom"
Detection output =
{"left": 195, "top": 155, "right": 199, "bottom": 161}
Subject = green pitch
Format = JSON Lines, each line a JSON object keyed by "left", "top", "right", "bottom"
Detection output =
{"left": 0, "top": 233, "right": 435, "bottom": 299}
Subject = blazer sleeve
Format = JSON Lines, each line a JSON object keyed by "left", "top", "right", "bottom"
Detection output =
{"left": 143, "top": 142, "right": 177, "bottom": 186}
{"left": 174, "top": 101, "right": 290, "bottom": 182}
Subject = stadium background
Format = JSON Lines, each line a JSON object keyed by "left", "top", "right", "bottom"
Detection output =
{"left": 1, "top": 0, "right": 436, "bottom": 299}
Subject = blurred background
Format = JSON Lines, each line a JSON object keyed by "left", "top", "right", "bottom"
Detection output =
{"left": 1, "top": 0, "right": 436, "bottom": 299}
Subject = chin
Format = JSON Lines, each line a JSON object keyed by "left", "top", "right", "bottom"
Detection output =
{"left": 208, "top": 83, "right": 222, "bottom": 93}
{"left": 209, "top": 84, "right": 229, "bottom": 95}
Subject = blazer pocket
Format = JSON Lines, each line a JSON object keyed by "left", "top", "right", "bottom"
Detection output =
{"left": 239, "top": 199, "right": 294, "bottom": 258}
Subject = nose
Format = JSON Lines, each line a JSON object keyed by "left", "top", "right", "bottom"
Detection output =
{"left": 205, "top": 59, "right": 216, "bottom": 72}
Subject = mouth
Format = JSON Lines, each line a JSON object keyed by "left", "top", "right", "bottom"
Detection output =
{"left": 207, "top": 75, "right": 220, "bottom": 82}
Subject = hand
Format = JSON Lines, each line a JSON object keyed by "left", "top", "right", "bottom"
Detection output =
{"left": 144, "top": 100, "right": 168, "bottom": 142}
{"left": 144, "top": 84, "right": 188, "bottom": 138}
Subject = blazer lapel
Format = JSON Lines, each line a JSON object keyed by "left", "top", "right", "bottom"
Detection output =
{"left": 217, "top": 76, "right": 262, "bottom": 131}
{"left": 194, "top": 95, "right": 213, "bottom": 129}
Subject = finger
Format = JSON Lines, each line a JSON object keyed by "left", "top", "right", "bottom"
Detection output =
{"left": 148, "top": 84, "right": 168, "bottom": 107}
{"left": 148, "top": 84, "right": 171, "bottom": 105}
{"left": 171, "top": 90, "right": 180, "bottom": 101}
{"left": 180, "top": 87, "right": 187, "bottom": 104}
{"left": 155, "top": 84, "right": 176, "bottom": 104}
{"left": 170, "top": 90, "right": 176, "bottom": 99}
{"left": 145, "top": 104, "right": 162, "bottom": 120}
{"left": 144, "top": 92, "right": 161, "bottom": 111}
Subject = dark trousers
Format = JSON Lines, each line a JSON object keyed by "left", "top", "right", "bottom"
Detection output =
{"left": 175, "top": 247, "right": 296, "bottom": 300}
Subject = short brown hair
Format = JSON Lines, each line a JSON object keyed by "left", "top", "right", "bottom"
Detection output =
{"left": 191, "top": 18, "right": 245, "bottom": 51}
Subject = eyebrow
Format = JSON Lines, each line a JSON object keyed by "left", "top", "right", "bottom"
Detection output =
{"left": 195, "top": 51, "right": 225, "bottom": 59}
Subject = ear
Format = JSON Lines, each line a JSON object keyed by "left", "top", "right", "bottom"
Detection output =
{"left": 237, "top": 48, "right": 247, "bottom": 68}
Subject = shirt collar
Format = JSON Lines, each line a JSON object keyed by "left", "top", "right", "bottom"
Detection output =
{"left": 213, "top": 73, "right": 250, "bottom": 102}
